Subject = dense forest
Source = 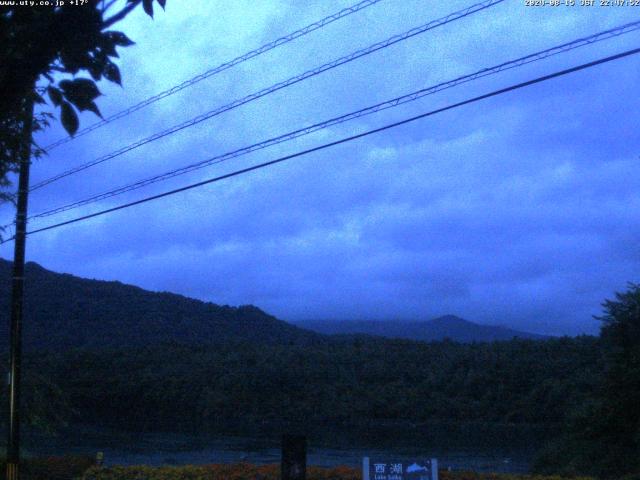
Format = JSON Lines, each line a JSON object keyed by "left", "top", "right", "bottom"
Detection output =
{"left": 16, "top": 336, "right": 601, "bottom": 438}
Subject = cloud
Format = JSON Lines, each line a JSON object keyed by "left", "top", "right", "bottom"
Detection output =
{"left": 1, "top": 0, "right": 638, "bottom": 336}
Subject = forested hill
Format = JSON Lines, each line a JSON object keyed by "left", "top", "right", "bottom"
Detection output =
{"left": 0, "top": 259, "right": 320, "bottom": 351}
{"left": 297, "top": 315, "right": 548, "bottom": 342}
{"left": 0, "top": 258, "right": 548, "bottom": 351}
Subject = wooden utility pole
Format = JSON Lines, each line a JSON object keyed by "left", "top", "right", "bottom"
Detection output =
{"left": 6, "top": 95, "right": 34, "bottom": 480}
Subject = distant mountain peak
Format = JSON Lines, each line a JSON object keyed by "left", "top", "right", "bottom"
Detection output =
{"left": 428, "top": 315, "right": 469, "bottom": 325}
{"left": 296, "top": 316, "right": 548, "bottom": 343}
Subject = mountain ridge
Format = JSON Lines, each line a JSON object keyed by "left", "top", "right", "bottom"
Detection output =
{"left": 0, "top": 258, "right": 547, "bottom": 350}
{"left": 0, "top": 258, "right": 321, "bottom": 351}
{"left": 295, "top": 315, "right": 548, "bottom": 342}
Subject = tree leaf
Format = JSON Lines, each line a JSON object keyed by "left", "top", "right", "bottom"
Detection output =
{"left": 85, "top": 101, "right": 103, "bottom": 119}
{"left": 58, "top": 79, "right": 72, "bottom": 92}
{"left": 88, "top": 60, "right": 102, "bottom": 81}
{"left": 143, "top": 0, "right": 153, "bottom": 17}
{"left": 34, "top": 92, "right": 46, "bottom": 105}
{"left": 60, "top": 78, "right": 102, "bottom": 112}
{"left": 105, "top": 31, "right": 135, "bottom": 47}
{"left": 73, "top": 78, "right": 102, "bottom": 100}
{"left": 100, "top": 41, "right": 119, "bottom": 58}
{"left": 60, "top": 102, "right": 79, "bottom": 136}
{"left": 103, "top": 61, "right": 122, "bottom": 85}
{"left": 157, "top": 0, "right": 166, "bottom": 9}
{"left": 47, "top": 86, "right": 63, "bottom": 106}
{"left": 60, "top": 78, "right": 101, "bottom": 102}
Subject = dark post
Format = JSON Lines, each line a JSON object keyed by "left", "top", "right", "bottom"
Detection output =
{"left": 6, "top": 96, "right": 34, "bottom": 480}
{"left": 281, "top": 434, "right": 306, "bottom": 480}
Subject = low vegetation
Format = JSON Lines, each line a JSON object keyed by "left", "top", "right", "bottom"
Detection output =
{"left": 80, "top": 464, "right": 594, "bottom": 480}
{"left": 0, "top": 455, "right": 94, "bottom": 480}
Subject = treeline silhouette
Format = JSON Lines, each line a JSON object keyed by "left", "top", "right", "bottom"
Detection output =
{"left": 24, "top": 336, "right": 601, "bottom": 435}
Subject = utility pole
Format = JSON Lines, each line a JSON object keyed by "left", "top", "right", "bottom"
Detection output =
{"left": 6, "top": 95, "right": 34, "bottom": 480}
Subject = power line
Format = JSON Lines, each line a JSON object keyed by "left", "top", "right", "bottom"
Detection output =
{"left": 6, "top": 46, "right": 637, "bottom": 243}
{"left": 26, "top": 20, "right": 640, "bottom": 222}
{"left": 43, "top": 0, "right": 386, "bottom": 152}
{"left": 30, "top": 0, "right": 505, "bottom": 191}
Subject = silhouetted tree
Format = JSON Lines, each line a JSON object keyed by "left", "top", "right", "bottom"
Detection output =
{"left": 595, "top": 283, "right": 640, "bottom": 476}
{"left": 535, "top": 283, "right": 640, "bottom": 478}
{"left": 0, "top": 0, "right": 168, "bottom": 428}
{"left": 0, "top": 0, "right": 167, "bottom": 199}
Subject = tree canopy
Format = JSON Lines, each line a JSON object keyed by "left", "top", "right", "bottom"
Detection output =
{"left": 535, "top": 283, "right": 640, "bottom": 478}
{"left": 0, "top": 0, "right": 167, "bottom": 199}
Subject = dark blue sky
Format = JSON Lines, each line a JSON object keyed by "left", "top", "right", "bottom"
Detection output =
{"left": 2, "top": 0, "right": 639, "bottom": 336}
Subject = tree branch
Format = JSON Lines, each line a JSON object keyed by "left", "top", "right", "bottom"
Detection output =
{"left": 103, "top": 0, "right": 141, "bottom": 29}
{"left": 101, "top": 0, "right": 119, "bottom": 15}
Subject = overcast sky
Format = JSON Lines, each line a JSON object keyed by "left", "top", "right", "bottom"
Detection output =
{"left": 1, "top": 0, "right": 639, "bottom": 336}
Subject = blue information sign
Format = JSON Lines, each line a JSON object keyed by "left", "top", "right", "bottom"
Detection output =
{"left": 363, "top": 458, "right": 438, "bottom": 480}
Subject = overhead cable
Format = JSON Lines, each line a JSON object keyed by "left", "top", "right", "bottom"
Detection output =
{"left": 27, "top": 20, "right": 640, "bottom": 222}
{"left": 31, "top": 0, "right": 505, "bottom": 191}
{"left": 43, "top": 0, "right": 387, "bottom": 151}
{"left": 7, "top": 46, "right": 636, "bottom": 242}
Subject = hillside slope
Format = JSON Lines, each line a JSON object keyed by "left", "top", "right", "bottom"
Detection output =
{"left": 0, "top": 259, "right": 320, "bottom": 350}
